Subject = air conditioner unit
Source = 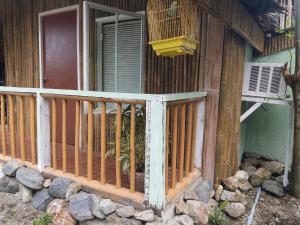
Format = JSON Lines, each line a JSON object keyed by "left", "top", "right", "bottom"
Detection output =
{"left": 242, "top": 63, "right": 287, "bottom": 98}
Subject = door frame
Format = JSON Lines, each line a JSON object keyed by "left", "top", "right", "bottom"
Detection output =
{"left": 38, "top": 5, "right": 80, "bottom": 90}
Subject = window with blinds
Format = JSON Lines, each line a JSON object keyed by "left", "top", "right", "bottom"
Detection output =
{"left": 97, "top": 19, "right": 143, "bottom": 94}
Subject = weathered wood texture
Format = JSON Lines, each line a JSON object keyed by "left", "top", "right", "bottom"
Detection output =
{"left": 257, "top": 34, "right": 295, "bottom": 56}
{"left": 215, "top": 29, "right": 246, "bottom": 184}
{"left": 194, "top": 0, "right": 264, "bottom": 51}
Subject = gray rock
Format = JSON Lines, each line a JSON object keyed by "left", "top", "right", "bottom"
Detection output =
{"left": 47, "top": 199, "right": 76, "bottom": 225}
{"left": 43, "top": 179, "right": 52, "bottom": 188}
{"left": 90, "top": 194, "right": 105, "bottom": 219}
{"left": 66, "top": 182, "right": 81, "bottom": 201}
{"left": 99, "top": 199, "right": 117, "bottom": 215}
{"left": 134, "top": 210, "right": 155, "bottom": 222}
{"left": 186, "top": 200, "right": 209, "bottom": 224}
{"left": 69, "top": 192, "right": 94, "bottom": 221}
{"left": 173, "top": 215, "right": 193, "bottom": 225}
{"left": 249, "top": 168, "right": 271, "bottom": 187}
{"left": 222, "top": 176, "right": 239, "bottom": 191}
{"left": 79, "top": 219, "right": 107, "bottom": 225}
{"left": 262, "top": 180, "right": 285, "bottom": 197}
{"left": 175, "top": 200, "right": 189, "bottom": 215}
{"left": 0, "top": 166, "right": 4, "bottom": 180}
{"left": 238, "top": 181, "right": 252, "bottom": 192}
{"left": 195, "top": 190, "right": 210, "bottom": 203}
{"left": 49, "top": 177, "right": 73, "bottom": 199}
{"left": 117, "top": 206, "right": 135, "bottom": 218}
{"left": 220, "top": 189, "right": 243, "bottom": 202}
{"left": 146, "top": 222, "right": 167, "bottom": 225}
{"left": 120, "top": 218, "right": 143, "bottom": 225}
{"left": 167, "top": 219, "right": 180, "bottom": 225}
{"left": 244, "top": 158, "right": 262, "bottom": 167}
{"left": 2, "top": 160, "right": 24, "bottom": 176}
{"left": 275, "top": 175, "right": 284, "bottom": 185}
{"left": 16, "top": 167, "right": 44, "bottom": 190}
{"left": 19, "top": 184, "right": 32, "bottom": 203}
{"left": 196, "top": 180, "right": 212, "bottom": 193}
{"left": 223, "top": 202, "right": 246, "bottom": 218}
{"left": 243, "top": 165, "right": 257, "bottom": 176}
{"left": 234, "top": 170, "right": 249, "bottom": 182}
{"left": 214, "top": 185, "right": 223, "bottom": 201}
{"left": 183, "top": 191, "right": 199, "bottom": 201}
{"left": 207, "top": 199, "right": 218, "bottom": 214}
{"left": 31, "top": 189, "right": 53, "bottom": 211}
{"left": 0, "top": 176, "right": 19, "bottom": 193}
{"left": 261, "top": 161, "right": 284, "bottom": 175}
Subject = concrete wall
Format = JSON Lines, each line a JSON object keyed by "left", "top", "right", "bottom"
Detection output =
{"left": 240, "top": 47, "right": 295, "bottom": 164}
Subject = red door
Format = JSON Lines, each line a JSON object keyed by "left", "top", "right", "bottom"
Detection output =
{"left": 42, "top": 9, "right": 78, "bottom": 145}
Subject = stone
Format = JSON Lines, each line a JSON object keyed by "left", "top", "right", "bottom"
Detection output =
{"left": 134, "top": 210, "right": 155, "bottom": 222}
{"left": 0, "top": 176, "right": 19, "bottom": 193}
{"left": 32, "top": 189, "right": 53, "bottom": 211}
{"left": 220, "top": 189, "right": 243, "bottom": 202}
{"left": 16, "top": 167, "right": 44, "bottom": 190}
{"left": 0, "top": 165, "right": 5, "bottom": 180}
{"left": 214, "top": 185, "right": 223, "bottom": 201}
{"left": 207, "top": 199, "right": 218, "bottom": 214}
{"left": 195, "top": 190, "right": 210, "bottom": 203}
{"left": 275, "top": 175, "right": 284, "bottom": 184}
{"left": 106, "top": 213, "right": 142, "bottom": 225}
{"left": 117, "top": 206, "right": 135, "bottom": 218}
{"left": 69, "top": 192, "right": 94, "bottom": 221}
{"left": 43, "top": 179, "right": 52, "bottom": 188}
{"left": 238, "top": 181, "right": 252, "bottom": 192}
{"left": 66, "top": 182, "right": 81, "bottom": 201}
{"left": 167, "top": 219, "right": 180, "bottom": 225}
{"left": 222, "top": 176, "right": 239, "bottom": 191}
{"left": 175, "top": 200, "right": 189, "bottom": 215}
{"left": 49, "top": 177, "right": 74, "bottom": 199}
{"left": 79, "top": 219, "right": 107, "bottom": 225}
{"left": 223, "top": 202, "right": 246, "bottom": 218}
{"left": 234, "top": 170, "right": 249, "bottom": 182}
{"left": 196, "top": 180, "right": 212, "bottom": 193}
{"left": 90, "top": 194, "right": 105, "bottom": 219}
{"left": 186, "top": 200, "right": 209, "bottom": 224}
{"left": 173, "top": 215, "right": 193, "bottom": 225}
{"left": 183, "top": 191, "right": 199, "bottom": 201}
{"left": 262, "top": 180, "right": 285, "bottom": 197}
{"left": 249, "top": 168, "right": 271, "bottom": 187}
{"left": 2, "top": 160, "right": 24, "bottom": 176}
{"left": 19, "top": 184, "right": 32, "bottom": 203}
{"left": 146, "top": 222, "right": 167, "bottom": 225}
{"left": 47, "top": 199, "right": 76, "bottom": 225}
{"left": 244, "top": 158, "right": 262, "bottom": 167}
{"left": 99, "top": 199, "right": 117, "bottom": 215}
{"left": 243, "top": 166, "right": 257, "bottom": 176}
{"left": 261, "top": 161, "right": 284, "bottom": 175}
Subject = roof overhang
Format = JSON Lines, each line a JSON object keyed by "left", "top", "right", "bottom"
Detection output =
{"left": 194, "top": 0, "right": 265, "bottom": 51}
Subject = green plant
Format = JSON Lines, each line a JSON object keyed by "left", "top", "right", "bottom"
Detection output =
{"left": 32, "top": 213, "right": 52, "bottom": 225}
{"left": 106, "top": 105, "right": 146, "bottom": 174}
{"left": 208, "top": 201, "right": 230, "bottom": 225}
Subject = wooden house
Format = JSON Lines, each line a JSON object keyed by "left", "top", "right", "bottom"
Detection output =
{"left": 0, "top": 0, "right": 265, "bottom": 210}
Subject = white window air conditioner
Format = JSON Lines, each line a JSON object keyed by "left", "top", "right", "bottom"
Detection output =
{"left": 242, "top": 63, "right": 287, "bottom": 98}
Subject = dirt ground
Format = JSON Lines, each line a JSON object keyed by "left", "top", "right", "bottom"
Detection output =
{"left": 230, "top": 189, "right": 300, "bottom": 225}
{"left": 0, "top": 192, "right": 42, "bottom": 225}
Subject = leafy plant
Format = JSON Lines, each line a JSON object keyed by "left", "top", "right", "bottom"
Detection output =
{"left": 32, "top": 213, "right": 52, "bottom": 225}
{"left": 208, "top": 201, "right": 230, "bottom": 225}
{"left": 106, "top": 105, "right": 146, "bottom": 174}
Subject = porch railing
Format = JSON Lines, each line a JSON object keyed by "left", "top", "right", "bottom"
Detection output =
{"left": 0, "top": 87, "right": 206, "bottom": 210}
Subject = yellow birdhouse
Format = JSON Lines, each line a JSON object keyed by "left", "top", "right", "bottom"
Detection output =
{"left": 147, "top": 0, "right": 198, "bottom": 57}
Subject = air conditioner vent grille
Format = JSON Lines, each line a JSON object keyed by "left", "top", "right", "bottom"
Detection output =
{"left": 259, "top": 66, "right": 270, "bottom": 92}
{"left": 248, "top": 66, "right": 259, "bottom": 91}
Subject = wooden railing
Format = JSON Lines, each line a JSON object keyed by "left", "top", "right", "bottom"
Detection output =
{"left": 0, "top": 87, "right": 206, "bottom": 210}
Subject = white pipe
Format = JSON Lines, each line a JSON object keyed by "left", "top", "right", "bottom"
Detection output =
{"left": 246, "top": 187, "right": 262, "bottom": 225}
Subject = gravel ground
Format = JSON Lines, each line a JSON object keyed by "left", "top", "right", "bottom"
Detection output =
{"left": 0, "top": 192, "right": 42, "bottom": 225}
{"left": 230, "top": 190, "right": 300, "bottom": 225}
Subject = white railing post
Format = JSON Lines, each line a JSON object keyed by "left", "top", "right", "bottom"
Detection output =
{"left": 36, "top": 92, "right": 51, "bottom": 171}
{"left": 144, "top": 95, "right": 166, "bottom": 211}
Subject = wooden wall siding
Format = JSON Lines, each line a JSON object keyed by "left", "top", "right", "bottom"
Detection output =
{"left": 214, "top": 28, "right": 246, "bottom": 184}
{"left": 258, "top": 34, "right": 295, "bottom": 56}
{"left": 194, "top": 0, "right": 264, "bottom": 52}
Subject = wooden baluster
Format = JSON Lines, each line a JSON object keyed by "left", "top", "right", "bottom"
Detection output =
{"left": 87, "top": 101, "right": 93, "bottom": 180}
{"left": 1, "top": 95, "right": 6, "bottom": 156}
{"left": 190, "top": 101, "right": 198, "bottom": 172}
{"left": 165, "top": 106, "right": 170, "bottom": 194}
{"left": 130, "top": 104, "right": 136, "bottom": 193}
{"left": 8, "top": 95, "right": 16, "bottom": 158}
{"left": 51, "top": 99, "right": 57, "bottom": 169}
{"left": 19, "top": 96, "right": 26, "bottom": 161}
{"left": 185, "top": 103, "right": 193, "bottom": 177}
{"left": 75, "top": 100, "right": 80, "bottom": 177}
{"left": 30, "top": 96, "right": 36, "bottom": 164}
{"left": 171, "top": 105, "right": 178, "bottom": 188}
{"left": 101, "top": 102, "right": 106, "bottom": 184}
{"left": 116, "top": 103, "right": 122, "bottom": 188}
{"left": 179, "top": 104, "right": 186, "bottom": 182}
{"left": 62, "top": 99, "right": 67, "bottom": 173}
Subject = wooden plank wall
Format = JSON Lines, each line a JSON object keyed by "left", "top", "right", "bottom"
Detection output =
{"left": 214, "top": 28, "right": 246, "bottom": 184}
{"left": 258, "top": 34, "right": 295, "bottom": 56}
{"left": 1, "top": 0, "right": 248, "bottom": 184}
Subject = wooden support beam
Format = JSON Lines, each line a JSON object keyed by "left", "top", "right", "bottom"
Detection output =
{"left": 190, "top": 102, "right": 198, "bottom": 172}
{"left": 51, "top": 99, "right": 57, "bottom": 169}
{"left": 1, "top": 95, "right": 6, "bottom": 156}
{"left": 19, "top": 96, "right": 26, "bottom": 161}
{"left": 75, "top": 100, "right": 80, "bottom": 177}
{"left": 62, "top": 99, "right": 67, "bottom": 173}
{"left": 87, "top": 101, "right": 93, "bottom": 180}
{"left": 101, "top": 102, "right": 106, "bottom": 184}
{"left": 116, "top": 103, "right": 122, "bottom": 189}
{"left": 130, "top": 104, "right": 136, "bottom": 193}
{"left": 171, "top": 105, "right": 178, "bottom": 188}
{"left": 179, "top": 104, "right": 186, "bottom": 182}
{"left": 185, "top": 103, "right": 193, "bottom": 177}
{"left": 8, "top": 95, "right": 16, "bottom": 158}
{"left": 30, "top": 97, "right": 36, "bottom": 164}
{"left": 165, "top": 106, "right": 170, "bottom": 194}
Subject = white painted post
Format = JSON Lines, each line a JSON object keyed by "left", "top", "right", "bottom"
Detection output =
{"left": 144, "top": 96, "right": 166, "bottom": 211}
{"left": 194, "top": 100, "right": 206, "bottom": 169}
{"left": 37, "top": 93, "right": 51, "bottom": 172}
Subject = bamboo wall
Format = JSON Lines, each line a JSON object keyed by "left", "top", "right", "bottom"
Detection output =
{"left": 258, "top": 34, "right": 295, "bottom": 56}
{"left": 1, "top": 0, "right": 248, "bottom": 183}
{"left": 215, "top": 29, "right": 246, "bottom": 184}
